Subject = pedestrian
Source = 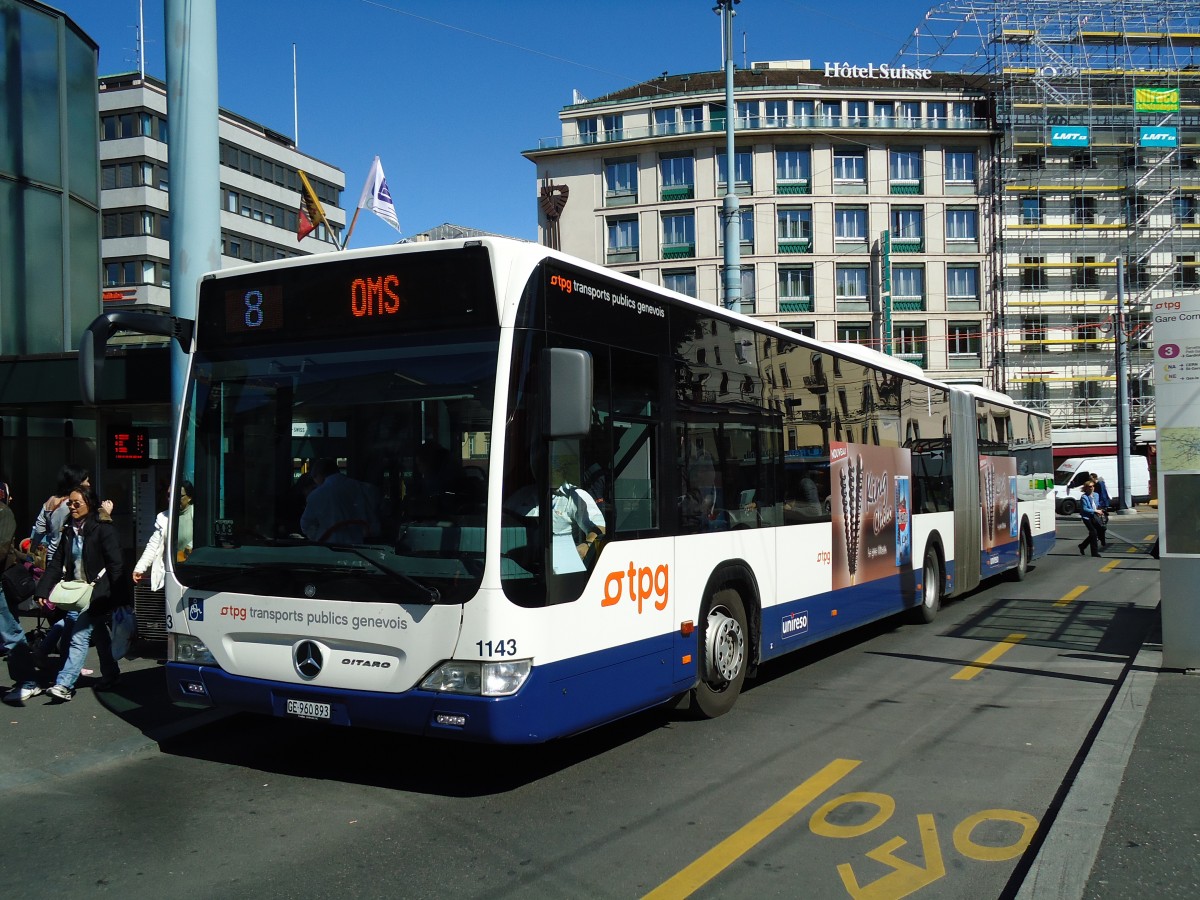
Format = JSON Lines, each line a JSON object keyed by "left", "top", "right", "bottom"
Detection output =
{"left": 5, "top": 484, "right": 127, "bottom": 704}
{"left": 26, "top": 465, "right": 114, "bottom": 669}
{"left": 176, "top": 481, "right": 194, "bottom": 561}
{"left": 1089, "top": 472, "right": 1111, "bottom": 548}
{"left": 1077, "top": 481, "right": 1104, "bottom": 558}
{"left": 132, "top": 490, "right": 169, "bottom": 592}
{"left": 0, "top": 481, "right": 15, "bottom": 573}
{"left": 133, "top": 480, "right": 194, "bottom": 586}
{"left": 0, "top": 479, "right": 30, "bottom": 665}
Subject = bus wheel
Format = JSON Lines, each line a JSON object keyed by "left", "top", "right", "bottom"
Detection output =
{"left": 1012, "top": 529, "right": 1031, "bottom": 582}
{"left": 690, "top": 588, "right": 748, "bottom": 718}
{"left": 911, "top": 546, "right": 942, "bottom": 624}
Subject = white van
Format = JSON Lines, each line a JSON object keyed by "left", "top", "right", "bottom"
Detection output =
{"left": 1054, "top": 455, "right": 1150, "bottom": 514}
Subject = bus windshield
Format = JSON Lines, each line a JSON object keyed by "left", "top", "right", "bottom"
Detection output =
{"left": 176, "top": 329, "right": 499, "bottom": 604}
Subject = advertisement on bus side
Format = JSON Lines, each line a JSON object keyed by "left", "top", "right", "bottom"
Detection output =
{"left": 979, "top": 456, "right": 1019, "bottom": 551}
{"left": 831, "top": 443, "right": 911, "bottom": 589}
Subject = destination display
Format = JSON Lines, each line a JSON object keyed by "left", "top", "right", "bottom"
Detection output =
{"left": 197, "top": 246, "right": 499, "bottom": 347}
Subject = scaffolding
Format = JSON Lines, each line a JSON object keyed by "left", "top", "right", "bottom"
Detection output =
{"left": 897, "top": 1, "right": 1200, "bottom": 433}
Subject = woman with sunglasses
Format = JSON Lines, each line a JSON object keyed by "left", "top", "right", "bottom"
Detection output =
{"left": 27, "top": 485, "right": 125, "bottom": 702}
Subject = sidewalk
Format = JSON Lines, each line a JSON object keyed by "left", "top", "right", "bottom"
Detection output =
{"left": 0, "top": 641, "right": 224, "bottom": 792}
{"left": 1018, "top": 507, "right": 1200, "bottom": 899}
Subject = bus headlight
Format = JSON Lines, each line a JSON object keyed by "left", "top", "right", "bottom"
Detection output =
{"left": 169, "top": 633, "right": 217, "bottom": 665}
{"left": 421, "top": 659, "right": 531, "bottom": 696}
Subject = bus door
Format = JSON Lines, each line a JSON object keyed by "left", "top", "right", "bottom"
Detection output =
{"left": 949, "top": 389, "right": 981, "bottom": 595}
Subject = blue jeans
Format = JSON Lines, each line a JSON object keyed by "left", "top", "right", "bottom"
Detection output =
{"left": 55, "top": 607, "right": 119, "bottom": 690}
{"left": 1, "top": 587, "right": 39, "bottom": 687}
{"left": 38, "top": 615, "right": 71, "bottom": 658}
{"left": 0, "top": 588, "right": 26, "bottom": 653}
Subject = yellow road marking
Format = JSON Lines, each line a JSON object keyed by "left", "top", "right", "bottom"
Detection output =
{"left": 951, "top": 633, "right": 1027, "bottom": 681}
{"left": 643, "top": 758, "right": 861, "bottom": 899}
{"left": 953, "top": 809, "right": 1039, "bottom": 861}
{"left": 837, "top": 813, "right": 946, "bottom": 899}
{"left": 1102, "top": 559, "right": 1121, "bottom": 571}
{"left": 1054, "top": 585, "right": 1088, "bottom": 607}
{"left": 810, "top": 792, "right": 895, "bottom": 838}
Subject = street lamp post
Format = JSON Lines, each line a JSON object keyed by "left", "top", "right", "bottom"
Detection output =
{"left": 1115, "top": 258, "right": 1133, "bottom": 513}
{"left": 715, "top": 0, "right": 742, "bottom": 311}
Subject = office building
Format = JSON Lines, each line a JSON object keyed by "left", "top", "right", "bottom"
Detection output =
{"left": 99, "top": 71, "right": 345, "bottom": 311}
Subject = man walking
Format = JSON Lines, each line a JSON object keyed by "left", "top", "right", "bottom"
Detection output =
{"left": 1077, "top": 481, "right": 1104, "bottom": 558}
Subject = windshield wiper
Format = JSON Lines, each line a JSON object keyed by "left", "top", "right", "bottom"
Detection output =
{"left": 321, "top": 544, "right": 442, "bottom": 604}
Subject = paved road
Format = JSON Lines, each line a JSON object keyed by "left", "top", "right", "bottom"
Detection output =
{"left": 0, "top": 520, "right": 1161, "bottom": 899}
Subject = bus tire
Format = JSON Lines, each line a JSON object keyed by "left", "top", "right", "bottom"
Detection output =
{"left": 910, "top": 545, "right": 942, "bottom": 624}
{"left": 1012, "top": 527, "right": 1031, "bottom": 582}
{"left": 690, "top": 588, "right": 748, "bottom": 718}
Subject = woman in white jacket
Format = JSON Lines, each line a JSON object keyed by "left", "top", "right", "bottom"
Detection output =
{"left": 132, "top": 510, "right": 169, "bottom": 591}
{"left": 133, "top": 481, "right": 193, "bottom": 589}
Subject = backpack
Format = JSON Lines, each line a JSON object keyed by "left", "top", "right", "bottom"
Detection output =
{"left": 2, "top": 560, "right": 40, "bottom": 612}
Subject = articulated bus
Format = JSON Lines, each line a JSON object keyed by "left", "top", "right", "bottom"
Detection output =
{"left": 81, "top": 238, "right": 1055, "bottom": 743}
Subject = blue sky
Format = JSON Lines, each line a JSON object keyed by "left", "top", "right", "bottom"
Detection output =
{"left": 57, "top": 0, "right": 946, "bottom": 249}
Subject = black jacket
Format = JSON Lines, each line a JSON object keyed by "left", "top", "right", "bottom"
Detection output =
{"left": 35, "top": 515, "right": 128, "bottom": 614}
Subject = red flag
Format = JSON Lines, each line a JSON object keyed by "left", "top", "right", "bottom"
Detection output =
{"left": 297, "top": 203, "right": 315, "bottom": 241}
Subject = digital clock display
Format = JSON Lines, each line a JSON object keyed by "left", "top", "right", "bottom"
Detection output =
{"left": 109, "top": 427, "right": 150, "bottom": 467}
{"left": 197, "top": 246, "right": 498, "bottom": 347}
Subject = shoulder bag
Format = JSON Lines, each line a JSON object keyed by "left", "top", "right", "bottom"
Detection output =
{"left": 49, "top": 567, "right": 106, "bottom": 612}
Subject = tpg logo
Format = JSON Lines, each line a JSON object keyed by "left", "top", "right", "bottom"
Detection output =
{"left": 782, "top": 610, "right": 809, "bottom": 640}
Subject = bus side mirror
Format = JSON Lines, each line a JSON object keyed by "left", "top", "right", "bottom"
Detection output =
{"left": 542, "top": 348, "right": 592, "bottom": 438}
{"left": 78, "top": 311, "right": 194, "bottom": 405}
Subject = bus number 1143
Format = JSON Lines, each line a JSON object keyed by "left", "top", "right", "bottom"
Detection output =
{"left": 478, "top": 639, "right": 517, "bottom": 657}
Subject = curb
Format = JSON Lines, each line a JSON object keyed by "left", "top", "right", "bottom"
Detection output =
{"left": 1014, "top": 642, "right": 1161, "bottom": 899}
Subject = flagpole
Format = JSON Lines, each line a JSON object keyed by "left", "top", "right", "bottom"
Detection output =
{"left": 292, "top": 43, "right": 299, "bottom": 146}
{"left": 343, "top": 207, "right": 363, "bottom": 249}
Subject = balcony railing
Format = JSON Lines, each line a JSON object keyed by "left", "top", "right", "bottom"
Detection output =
{"left": 777, "top": 179, "right": 811, "bottom": 195}
{"left": 890, "top": 237, "right": 924, "bottom": 253}
{"left": 890, "top": 179, "right": 923, "bottom": 195}
{"left": 661, "top": 185, "right": 694, "bottom": 201}
{"left": 535, "top": 114, "right": 991, "bottom": 151}
{"left": 778, "top": 238, "right": 812, "bottom": 254}
{"left": 779, "top": 298, "right": 814, "bottom": 313}
{"left": 662, "top": 242, "right": 696, "bottom": 260}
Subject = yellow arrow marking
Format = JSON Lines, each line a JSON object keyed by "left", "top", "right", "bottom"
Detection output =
{"left": 643, "top": 758, "right": 861, "bottom": 899}
{"left": 951, "top": 633, "right": 1026, "bottom": 680}
{"left": 837, "top": 813, "right": 947, "bottom": 900}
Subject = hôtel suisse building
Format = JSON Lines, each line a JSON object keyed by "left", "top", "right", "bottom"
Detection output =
{"left": 524, "top": 60, "right": 995, "bottom": 386}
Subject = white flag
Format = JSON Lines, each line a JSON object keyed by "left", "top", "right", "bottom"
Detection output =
{"left": 357, "top": 156, "right": 400, "bottom": 232}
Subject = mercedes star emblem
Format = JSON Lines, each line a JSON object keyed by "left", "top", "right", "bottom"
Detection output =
{"left": 294, "top": 640, "right": 323, "bottom": 679}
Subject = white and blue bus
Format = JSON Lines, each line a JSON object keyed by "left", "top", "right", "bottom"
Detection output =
{"left": 81, "top": 238, "right": 1055, "bottom": 743}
